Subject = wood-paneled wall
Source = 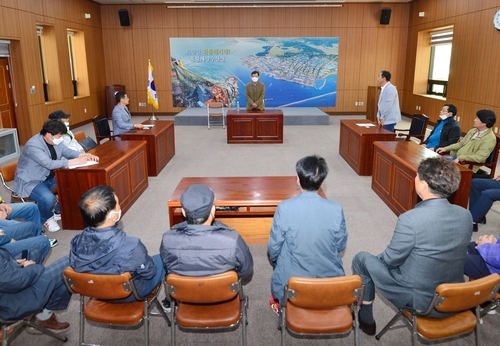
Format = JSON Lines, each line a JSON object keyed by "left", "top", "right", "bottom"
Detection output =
{"left": 0, "top": 0, "right": 105, "bottom": 143}
{"left": 100, "top": 3, "right": 410, "bottom": 114}
{"left": 404, "top": 0, "right": 500, "bottom": 131}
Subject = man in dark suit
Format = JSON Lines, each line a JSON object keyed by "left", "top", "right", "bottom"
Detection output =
{"left": 245, "top": 71, "right": 265, "bottom": 110}
{"left": 352, "top": 156, "right": 473, "bottom": 336}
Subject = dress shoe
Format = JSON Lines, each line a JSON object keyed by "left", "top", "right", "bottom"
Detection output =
{"left": 353, "top": 311, "right": 376, "bottom": 336}
{"left": 479, "top": 216, "right": 487, "bottom": 224}
{"left": 473, "top": 223, "right": 478, "bottom": 232}
{"left": 27, "top": 313, "right": 70, "bottom": 334}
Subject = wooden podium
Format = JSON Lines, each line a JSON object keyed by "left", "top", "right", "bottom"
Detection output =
{"left": 366, "top": 86, "right": 381, "bottom": 122}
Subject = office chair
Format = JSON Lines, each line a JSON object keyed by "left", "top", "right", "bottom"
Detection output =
{"left": 395, "top": 113, "right": 429, "bottom": 144}
{"left": 207, "top": 102, "right": 225, "bottom": 129}
{"left": 461, "top": 136, "right": 500, "bottom": 179}
{"left": 279, "top": 275, "right": 364, "bottom": 346}
{"left": 62, "top": 267, "right": 169, "bottom": 346}
{"left": 166, "top": 271, "right": 248, "bottom": 346}
{"left": 376, "top": 273, "right": 500, "bottom": 346}
{"left": 92, "top": 115, "right": 118, "bottom": 144}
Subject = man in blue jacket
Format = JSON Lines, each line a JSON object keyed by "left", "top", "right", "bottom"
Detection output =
{"left": 69, "top": 185, "right": 165, "bottom": 303}
{"left": 267, "top": 155, "right": 348, "bottom": 315}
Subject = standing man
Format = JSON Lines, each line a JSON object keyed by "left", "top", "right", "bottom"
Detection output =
{"left": 14, "top": 120, "right": 99, "bottom": 232}
{"left": 112, "top": 92, "right": 144, "bottom": 138}
{"left": 245, "top": 71, "right": 265, "bottom": 110}
{"left": 48, "top": 110, "right": 84, "bottom": 152}
{"left": 160, "top": 184, "right": 253, "bottom": 278}
{"left": 421, "top": 104, "right": 461, "bottom": 151}
{"left": 352, "top": 156, "right": 472, "bottom": 336}
{"left": 376, "top": 70, "right": 401, "bottom": 132}
{"left": 436, "top": 109, "right": 497, "bottom": 173}
{"left": 267, "top": 155, "right": 348, "bottom": 315}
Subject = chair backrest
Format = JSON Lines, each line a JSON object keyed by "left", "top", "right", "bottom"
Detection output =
{"left": 63, "top": 266, "right": 135, "bottom": 300}
{"left": 167, "top": 271, "right": 239, "bottom": 304}
{"left": 207, "top": 102, "right": 224, "bottom": 116}
{"left": 73, "top": 131, "right": 86, "bottom": 142}
{"left": 0, "top": 160, "right": 17, "bottom": 182}
{"left": 92, "top": 115, "right": 113, "bottom": 143}
{"left": 286, "top": 275, "right": 363, "bottom": 309}
{"left": 433, "top": 273, "right": 500, "bottom": 313}
{"left": 485, "top": 136, "right": 500, "bottom": 165}
{"left": 408, "top": 113, "right": 429, "bottom": 137}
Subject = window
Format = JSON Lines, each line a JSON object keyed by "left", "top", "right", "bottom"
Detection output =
{"left": 36, "top": 25, "right": 62, "bottom": 102}
{"left": 37, "top": 26, "right": 49, "bottom": 102}
{"left": 66, "top": 29, "right": 89, "bottom": 98}
{"left": 427, "top": 29, "right": 453, "bottom": 97}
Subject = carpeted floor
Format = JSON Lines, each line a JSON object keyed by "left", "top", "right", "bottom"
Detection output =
{"left": 3, "top": 115, "right": 499, "bottom": 345}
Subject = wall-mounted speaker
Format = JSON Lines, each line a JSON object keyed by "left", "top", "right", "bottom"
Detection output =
{"left": 380, "top": 8, "right": 392, "bottom": 25}
{"left": 118, "top": 9, "right": 130, "bottom": 27}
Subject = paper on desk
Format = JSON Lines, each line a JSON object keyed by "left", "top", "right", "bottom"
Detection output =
{"left": 143, "top": 125, "right": 154, "bottom": 129}
{"left": 69, "top": 160, "right": 99, "bottom": 169}
{"left": 356, "top": 123, "right": 376, "bottom": 127}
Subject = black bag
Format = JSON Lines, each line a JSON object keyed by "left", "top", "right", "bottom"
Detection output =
{"left": 79, "top": 136, "right": 98, "bottom": 152}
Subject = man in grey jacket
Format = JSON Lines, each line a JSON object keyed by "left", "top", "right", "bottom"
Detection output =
{"left": 376, "top": 70, "right": 401, "bottom": 132}
{"left": 352, "top": 156, "right": 472, "bottom": 336}
{"left": 160, "top": 184, "right": 253, "bottom": 279}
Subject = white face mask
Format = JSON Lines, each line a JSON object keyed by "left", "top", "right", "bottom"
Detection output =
{"left": 251, "top": 77, "right": 259, "bottom": 82}
{"left": 52, "top": 136, "right": 64, "bottom": 145}
{"left": 439, "top": 114, "right": 448, "bottom": 121}
{"left": 64, "top": 121, "right": 70, "bottom": 127}
{"left": 108, "top": 209, "right": 122, "bottom": 223}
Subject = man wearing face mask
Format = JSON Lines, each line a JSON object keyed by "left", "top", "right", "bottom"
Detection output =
{"left": 69, "top": 185, "right": 165, "bottom": 303}
{"left": 48, "top": 110, "right": 84, "bottom": 152}
{"left": 14, "top": 120, "right": 99, "bottom": 232}
{"left": 421, "top": 104, "right": 461, "bottom": 151}
{"left": 245, "top": 70, "right": 265, "bottom": 110}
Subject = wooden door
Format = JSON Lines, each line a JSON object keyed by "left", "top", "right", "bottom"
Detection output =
{"left": 0, "top": 58, "right": 17, "bottom": 128}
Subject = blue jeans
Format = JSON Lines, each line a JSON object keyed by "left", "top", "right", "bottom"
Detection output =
{"left": 383, "top": 123, "right": 395, "bottom": 132}
{"left": 29, "top": 178, "right": 59, "bottom": 223}
{"left": 0, "top": 202, "right": 42, "bottom": 235}
{"left": 468, "top": 178, "right": 500, "bottom": 223}
{"left": 0, "top": 222, "right": 50, "bottom": 261}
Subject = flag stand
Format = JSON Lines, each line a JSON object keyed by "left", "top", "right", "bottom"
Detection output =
{"left": 149, "top": 105, "right": 158, "bottom": 120}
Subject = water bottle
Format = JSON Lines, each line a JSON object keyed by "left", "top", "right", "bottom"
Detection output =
{"left": 236, "top": 101, "right": 240, "bottom": 112}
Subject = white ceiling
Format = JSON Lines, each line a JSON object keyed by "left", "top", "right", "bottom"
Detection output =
{"left": 93, "top": 0, "right": 413, "bottom": 5}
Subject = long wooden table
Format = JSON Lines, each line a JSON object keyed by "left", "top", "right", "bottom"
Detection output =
{"left": 168, "top": 176, "right": 326, "bottom": 244}
{"left": 56, "top": 140, "right": 148, "bottom": 230}
{"left": 339, "top": 119, "right": 396, "bottom": 175}
{"left": 119, "top": 120, "right": 175, "bottom": 176}
{"left": 226, "top": 109, "right": 283, "bottom": 144}
{"left": 372, "top": 141, "right": 472, "bottom": 216}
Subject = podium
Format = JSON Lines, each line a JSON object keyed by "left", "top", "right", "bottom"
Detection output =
{"left": 105, "top": 84, "right": 125, "bottom": 120}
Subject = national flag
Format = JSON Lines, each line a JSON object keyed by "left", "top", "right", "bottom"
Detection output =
{"left": 147, "top": 59, "right": 158, "bottom": 109}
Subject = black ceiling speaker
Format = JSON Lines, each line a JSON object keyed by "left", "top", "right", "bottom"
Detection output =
{"left": 380, "top": 8, "right": 392, "bottom": 25}
{"left": 118, "top": 9, "right": 130, "bottom": 27}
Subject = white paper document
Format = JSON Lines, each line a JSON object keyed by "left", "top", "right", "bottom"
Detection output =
{"left": 356, "top": 123, "right": 376, "bottom": 128}
{"left": 69, "top": 160, "right": 99, "bottom": 169}
{"left": 142, "top": 125, "right": 154, "bottom": 129}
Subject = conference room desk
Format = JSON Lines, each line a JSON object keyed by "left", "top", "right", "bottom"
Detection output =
{"left": 226, "top": 109, "right": 283, "bottom": 144}
{"left": 56, "top": 140, "right": 148, "bottom": 230}
{"left": 372, "top": 141, "right": 472, "bottom": 216}
{"left": 168, "top": 176, "right": 326, "bottom": 244}
{"left": 339, "top": 119, "right": 396, "bottom": 176}
{"left": 119, "top": 120, "right": 175, "bottom": 176}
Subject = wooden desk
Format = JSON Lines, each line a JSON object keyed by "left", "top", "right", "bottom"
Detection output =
{"left": 339, "top": 119, "right": 396, "bottom": 176}
{"left": 168, "top": 176, "right": 326, "bottom": 244}
{"left": 56, "top": 141, "right": 148, "bottom": 230}
{"left": 119, "top": 120, "right": 175, "bottom": 176}
{"left": 372, "top": 141, "right": 472, "bottom": 216}
{"left": 226, "top": 110, "right": 283, "bottom": 144}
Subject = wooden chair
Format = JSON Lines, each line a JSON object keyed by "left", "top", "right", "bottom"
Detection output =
{"left": 62, "top": 267, "right": 169, "bottom": 346}
{"left": 207, "top": 101, "right": 225, "bottom": 129}
{"left": 1, "top": 315, "right": 68, "bottom": 345}
{"left": 166, "top": 271, "right": 248, "bottom": 346}
{"left": 375, "top": 273, "right": 500, "bottom": 346}
{"left": 395, "top": 113, "right": 429, "bottom": 144}
{"left": 461, "top": 136, "right": 500, "bottom": 179}
{"left": 279, "top": 275, "right": 364, "bottom": 346}
{"left": 73, "top": 131, "right": 86, "bottom": 142}
{"left": 92, "top": 115, "right": 118, "bottom": 144}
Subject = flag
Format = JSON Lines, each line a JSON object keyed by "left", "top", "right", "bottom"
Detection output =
{"left": 147, "top": 59, "right": 158, "bottom": 109}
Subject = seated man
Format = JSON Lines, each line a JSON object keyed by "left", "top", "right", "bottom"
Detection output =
{"left": 464, "top": 235, "right": 500, "bottom": 284}
{"left": 436, "top": 109, "right": 497, "bottom": 173}
{"left": 160, "top": 184, "right": 253, "bottom": 278}
{"left": 267, "top": 155, "right": 347, "bottom": 314}
{"left": 112, "top": 92, "right": 144, "bottom": 138}
{"left": 14, "top": 120, "right": 99, "bottom": 232}
{"left": 352, "top": 156, "right": 472, "bottom": 336}
{"left": 422, "top": 104, "right": 461, "bottom": 151}
{"left": 48, "top": 109, "right": 84, "bottom": 152}
{"left": 69, "top": 185, "right": 165, "bottom": 303}
{"left": 0, "top": 248, "right": 71, "bottom": 334}
{"left": 468, "top": 176, "right": 500, "bottom": 232}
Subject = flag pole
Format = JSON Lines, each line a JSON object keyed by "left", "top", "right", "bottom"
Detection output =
{"left": 150, "top": 105, "right": 158, "bottom": 120}
{"left": 148, "top": 59, "right": 159, "bottom": 120}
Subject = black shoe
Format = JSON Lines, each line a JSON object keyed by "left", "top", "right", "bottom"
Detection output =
{"left": 479, "top": 216, "right": 487, "bottom": 224}
{"left": 161, "top": 298, "right": 171, "bottom": 314}
{"left": 354, "top": 312, "right": 376, "bottom": 336}
{"left": 473, "top": 223, "right": 478, "bottom": 232}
